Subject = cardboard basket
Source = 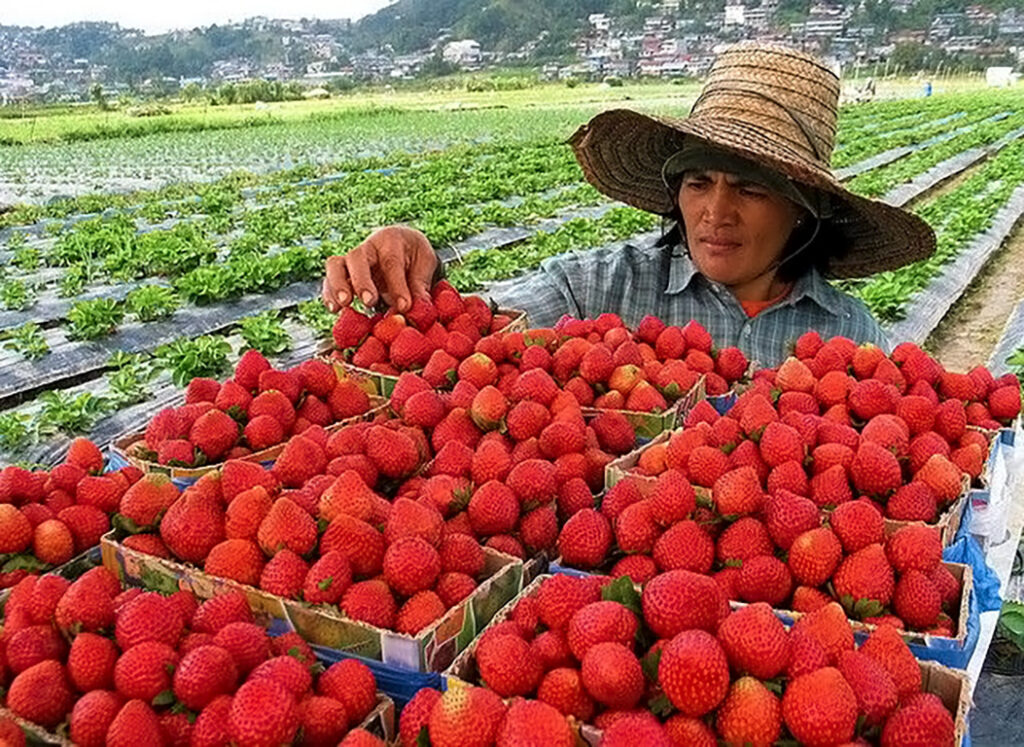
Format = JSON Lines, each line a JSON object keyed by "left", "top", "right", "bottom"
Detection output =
{"left": 321, "top": 308, "right": 528, "bottom": 397}
{"left": 880, "top": 474, "right": 971, "bottom": 549}
{"left": 100, "top": 530, "right": 524, "bottom": 673}
{"left": 109, "top": 394, "right": 388, "bottom": 488}
{"left": 604, "top": 429, "right": 671, "bottom": 489}
{"left": 580, "top": 376, "right": 704, "bottom": 443}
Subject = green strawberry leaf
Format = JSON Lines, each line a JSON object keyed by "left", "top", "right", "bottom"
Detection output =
{"left": 647, "top": 691, "right": 673, "bottom": 717}
{"left": 724, "top": 559, "right": 743, "bottom": 569}
{"left": 417, "top": 725, "right": 431, "bottom": 747}
{"left": 854, "top": 598, "right": 884, "bottom": 620}
{"left": 641, "top": 648, "right": 662, "bottom": 683}
{"left": 601, "top": 576, "right": 642, "bottom": 617}
{"left": 139, "top": 568, "right": 180, "bottom": 595}
{"left": 1, "top": 554, "right": 50, "bottom": 573}
{"left": 152, "top": 689, "right": 176, "bottom": 707}
{"left": 839, "top": 593, "right": 856, "bottom": 615}
{"left": 317, "top": 576, "right": 333, "bottom": 591}
{"left": 763, "top": 678, "right": 785, "bottom": 696}
{"left": 112, "top": 513, "right": 147, "bottom": 535}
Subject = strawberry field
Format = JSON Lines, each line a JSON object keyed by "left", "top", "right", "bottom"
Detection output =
{"left": 0, "top": 83, "right": 1023, "bottom": 746}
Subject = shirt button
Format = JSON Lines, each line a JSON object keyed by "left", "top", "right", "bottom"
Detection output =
{"left": 743, "top": 326, "right": 752, "bottom": 336}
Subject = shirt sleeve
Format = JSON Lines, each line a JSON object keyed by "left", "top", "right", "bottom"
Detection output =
{"left": 482, "top": 244, "right": 645, "bottom": 328}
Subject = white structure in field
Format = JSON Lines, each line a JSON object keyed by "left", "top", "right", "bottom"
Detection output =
{"left": 985, "top": 67, "right": 1019, "bottom": 87}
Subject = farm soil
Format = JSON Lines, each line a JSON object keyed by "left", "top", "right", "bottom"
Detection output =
{"left": 926, "top": 216, "right": 1024, "bottom": 370}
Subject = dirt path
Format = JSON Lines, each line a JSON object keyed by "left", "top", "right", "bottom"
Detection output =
{"left": 926, "top": 217, "right": 1024, "bottom": 370}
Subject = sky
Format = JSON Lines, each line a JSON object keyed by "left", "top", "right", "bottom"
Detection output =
{"left": 2, "top": 0, "right": 397, "bottom": 34}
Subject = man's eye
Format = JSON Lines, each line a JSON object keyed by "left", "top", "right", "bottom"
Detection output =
{"left": 739, "top": 186, "right": 768, "bottom": 197}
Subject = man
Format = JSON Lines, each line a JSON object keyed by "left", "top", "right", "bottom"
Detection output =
{"left": 322, "top": 43, "right": 935, "bottom": 367}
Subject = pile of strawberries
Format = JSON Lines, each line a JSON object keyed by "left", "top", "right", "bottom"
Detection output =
{"left": 114, "top": 358, "right": 641, "bottom": 636}
{"left": 332, "top": 280, "right": 520, "bottom": 376}
{"left": 0, "top": 569, "right": 386, "bottom": 746}
{"left": 416, "top": 572, "right": 957, "bottom": 746}
{"left": 140, "top": 351, "right": 374, "bottom": 467}
{"left": 0, "top": 438, "right": 133, "bottom": 588}
{"left": 533, "top": 312, "right": 750, "bottom": 410}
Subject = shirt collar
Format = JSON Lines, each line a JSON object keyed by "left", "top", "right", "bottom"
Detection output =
{"left": 663, "top": 249, "right": 840, "bottom": 317}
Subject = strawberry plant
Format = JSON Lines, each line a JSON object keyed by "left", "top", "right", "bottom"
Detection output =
{"left": 297, "top": 298, "right": 336, "bottom": 338}
{"left": 67, "top": 298, "right": 125, "bottom": 341}
{"left": 35, "top": 390, "right": 109, "bottom": 436}
{"left": 0, "top": 279, "right": 34, "bottom": 311}
{"left": 11, "top": 246, "right": 40, "bottom": 271}
{"left": 239, "top": 309, "right": 292, "bottom": 356}
{"left": 156, "top": 335, "right": 232, "bottom": 386}
{"left": 3, "top": 322, "right": 50, "bottom": 360}
{"left": 106, "top": 352, "right": 157, "bottom": 408}
{"left": 0, "top": 412, "right": 32, "bottom": 451}
{"left": 125, "top": 284, "right": 179, "bottom": 321}
{"left": 58, "top": 265, "right": 91, "bottom": 298}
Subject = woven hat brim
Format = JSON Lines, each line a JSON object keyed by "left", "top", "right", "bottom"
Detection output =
{"left": 569, "top": 109, "right": 937, "bottom": 279}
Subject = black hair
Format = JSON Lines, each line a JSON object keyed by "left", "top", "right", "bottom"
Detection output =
{"left": 655, "top": 204, "right": 850, "bottom": 282}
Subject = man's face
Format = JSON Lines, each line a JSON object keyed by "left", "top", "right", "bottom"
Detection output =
{"left": 678, "top": 170, "right": 802, "bottom": 287}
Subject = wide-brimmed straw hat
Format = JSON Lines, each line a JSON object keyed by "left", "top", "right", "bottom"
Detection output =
{"left": 569, "top": 42, "right": 936, "bottom": 278}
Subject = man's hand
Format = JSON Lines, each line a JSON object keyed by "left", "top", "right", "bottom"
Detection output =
{"left": 322, "top": 225, "right": 439, "bottom": 313}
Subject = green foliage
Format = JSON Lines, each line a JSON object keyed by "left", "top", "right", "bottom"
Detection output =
{"left": 0, "top": 279, "right": 35, "bottom": 311}
{"left": 67, "top": 298, "right": 125, "bottom": 340}
{"left": 125, "top": 285, "right": 179, "bottom": 322}
{"left": 998, "top": 601, "right": 1024, "bottom": 651}
{"left": 59, "top": 265, "right": 92, "bottom": 298}
{"left": 156, "top": 335, "right": 232, "bottom": 387}
{"left": 36, "top": 390, "right": 109, "bottom": 436}
{"left": 3, "top": 323, "right": 50, "bottom": 360}
{"left": 239, "top": 310, "right": 292, "bottom": 356}
{"left": 0, "top": 412, "right": 32, "bottom": 452}
{"left": 298, "top": 299, "right": 337, "bottom": 338}
{"left": 106, "top": 352, "right": 157, "bottom": 408}
{"left": 11, "top": 247, "right": 40, "bottom": 271}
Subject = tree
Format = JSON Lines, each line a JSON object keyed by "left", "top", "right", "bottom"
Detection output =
{"left": 181, "top": 82, "right": 203, "bottom": 101}
{"left": 89, "top": 83, "right": 110, "bottom": 110}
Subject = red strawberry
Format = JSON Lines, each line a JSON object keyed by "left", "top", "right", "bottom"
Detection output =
{"left": 764, "top": 490, "right": 819, "bottom": 550}
{"left": 257, "top": 497, "right": 317, "bottom": 557}
{"left": 192, "top": 591, "right": 254, "bottom": 634}
{"left": 712, "top": 465, "right": 765, "bottom": 517}
{"left": 556, "top": 508, "right": 611, "bottom": 569}
{"left": 881, "top": 694, "right": 956, "bottom": 745}
{"left": 271, "top": 435, "right": 327, "bottom": 488}
{"left": 658, "top": 629, "right": 730, "bottom": 716}
{"left": 173, "top": 645, "right": 239, "bottom": 710}
{"left": 117, "top": 473, "right": 179, "bottom": 531}
{"left": 642, "top": 569, "right": 728, "bottom": 638}
{"left": 106, "top": 700, "right": 164, "bottom": 747}
{"left": 69, "top": 689, "right": 123, "bottom": 747}
{"left": 229, "top": 678, "right": 299, "bottom": 746}
{"left": 259, "top": 549, "right": 309, "bottom": 598}
{"left": 653, "top": 520, "right": 714, "bottom": 573}
{"left": 190, "top": 409, "right": 240, "bottom": 461}
{"left": 0, "top": 504, "right": 32, "bottom": 553}
{"left": 833, "top": 544, "right": 895, "bottom": 618}
{"left": 428, "top": 685, "right": 505, "bottom": 747}
{"left": 860, "top": 624, "right": 922, "bottom": 699}
{"left": 65, "top": 437, "right": 104, "bottom": 474}
{"left": 212, "top": 622, "right": 271, "bottom": 676}
{"left": 850, "top": 440, "right": 902, "bottom": 498}
{"left": 205, "top": 538, "right": 265, "bottom": 586}
{"left": 159, "top": 492, "right": 225, "bottom": 563}
{"left": 476, "top": 633, "right": 543, "bottom": 697}
{"left": 717, "top": 602, "right": 791, "bottom": 680}
{"left": 782, "top": 667, "right": 858, "bottom": 745}
{"left": 830, "top": 499, "right": 885, "bottom": 553}
{"left": 115, "top": 591, "right": 185, "bottom": 651}
{"left": 235, "top": 349, "right": 272, "bottom": 390}
{"left": 893, "top": 570, "right": 942, "bottom": 629}
{"left": 341, "top": 579, "right": 397, "bottom": 628}
{"left": 580, "top": 641, "right": 645, "bottom": 710}
{"left": 113, "top": 641, "right": 179, "bottom": 702}
{"left": 716, "top": 676, "right": 782, "bottom": 747}
{"left": 886, "top": 524, "right": 943, "bottom": 574}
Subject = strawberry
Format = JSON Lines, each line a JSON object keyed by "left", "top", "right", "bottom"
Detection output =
{"left": 269, "top": 435, "right": 325, "bottom": 488}
{"left": 259, "top": 549, "right": 309, "bottom": 598}
{"left": 157, "top": 439, "right": 195, "bottom": 466}
{"left": 205, "top": 538, "right": 265, "bottom": 586}
{"left": 476, "top": 632, "right": 543, "bottom": 697}
{"left": 850, "top": 440, "right": 902, "bottom": 498}
{"left": 763, "top": 490, "right": 819, "bottom": 550}
{"left": 881, "top": 696, "right": 956, "bottom": 745}
{"left": 652, "top": 519, "right": 713, "bottom": 573}
{"left": 69, "top": 689, "right": 123, "bottom": 747}
{"left": 6, "top": 625, "right": 66, "bottom": 674}
{"left": 428, "top": 686, "right": 506, "bottom": 747}
{"left": 394, "top": 590, "right": 446, "bottom": 634}
{"left": 717, "top": 602, "right": 791, "bottom": 680}
{"left": 833, "top": 543, "right": 895, "bottom": 618}
{"left": 716, "top": 517, "right": 773, "bottom": 565}
{"left": 65, "top": 437, "right": 104, "bottom": 474}
{"left": 113, "top": 641, "right": 178, "bottom": 702}
{"left": 716, "top": 676, "right": 782, "bottom": 747}
{"left": 212, "top": 622, "right": 271, "bottom": 676}
{"left": 173, "top": 645, "right": 239, "bottom": 710}
{"left": 712, "top": 465, "right": 765, "bottom": 517}
{"left": 382, "top": 536, "right": 440, "bottom": 596}
{"left": 989, "top": 384, "right": 1022, "bottom": 421}
{"left": 296, "top": 696, "right": 350, "bottom": 746}
{"left": 577, "top": 641, "right": 644, "bottom": 711}
{"left": 776, "top": 357, "right": 815, "bottom": 392}
{"left": 249, "top": 390, "right": 297, "bottom": 432}
{"left": 915, "top": 454, "right": 964, "bottom": 504}
{"left": 33, "top": 519, "right": 75, "bottom": 565}
{"left": 782, "top": 667, "right": 858, "bottom": 745}
{"left": 893, "top": 569, "right": 942, "bottom": 629}
{"left": 317, "top": 658, "right": 378, "bottom": 724}
{"left": 189, "top": 409, "right": 240, "bottom": 461}
{"left": 341, "top": 579, "right": 397, "bottom": 628}
{"left": 0, "top": 504, "right": 32, "bottom": 553}
{"left": 76, "top": 475, "right": 123, "bottom": 513}
{"left": 830, "top": 499, "right": 884, "bottom": 553}
{"left": 229, "top": 678, "right": 299, "bottom": 747}
{"left": 886, "top": 524, "right": 943, "bottom": 574}
{"left": 6, "top": 660, "right": 72, "bottom": 728}
{"left": 257, "top": 497, "right": 317, "bottom": 556}
{"left": 115, "top": 591, "right": 185, "bottom": 651}
{"left": 642, "top": 569, "right": 728, "bottom": 637}
{"left": 556, "top": 508, "right": 611, "bottom": 569}
{"left": 657, "top": 629, "right": 730, "bottom": 717}
{"left": 859, "top": 624, "right": 922, "bottom": 699}
{"left": 737, "top": 555, "right": 792, "bottom": 606}
{"left": 159, "top": 491, "right": 225, "bottom": 563}
{"left": 117, "top": 473, "right": 179, "bottom": 531}
{"left": 886, "top": 481, "right": 939, "bottom": 521}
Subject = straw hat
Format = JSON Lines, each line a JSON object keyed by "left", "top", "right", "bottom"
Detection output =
{"left": 569, "top": 42, "right": 936, "bottom": 278}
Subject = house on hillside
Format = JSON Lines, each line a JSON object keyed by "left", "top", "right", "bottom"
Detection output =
{"left": 443, "top": 40, "right": 482, "bottom": 68}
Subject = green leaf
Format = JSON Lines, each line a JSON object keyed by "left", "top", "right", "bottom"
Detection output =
{"left": 152, "top": 689, "right": 176, "bottom": 707}
{"left": 417, "top": 725, "right": 431, "bottom": 747}
{"left": 853, "top": 597, "right": 884, "bottom": 620}
{"left": 1, "top": 554, "right": 50, "bottom": 573}
{"left": 641, "top": 647, "right": 662, "bottom": 683}
{"left": 317, "top": 576, "right": 333, "bottom": 591}
{"left": 647, "top": 691, "right": 673, "bottom": 717}
{"left": 601, "top": 576, "right": 642, "bottom": 617}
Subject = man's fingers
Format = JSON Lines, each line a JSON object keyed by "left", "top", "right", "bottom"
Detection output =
{"left": 345, "top": 248, "right": 379, "bottom": 308}
{"left": 409, "top": 244, "right": 439, "bottom": 301}
{"left": 376, "top": 244, "right": 413, "bottom": 313}
{"left": 323, "top": 255, "right": 351, "bottom": 311}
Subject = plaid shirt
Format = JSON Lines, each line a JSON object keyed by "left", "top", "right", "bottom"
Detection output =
{"left": 484, "top": 236, "right": 889, "bottom": 368}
